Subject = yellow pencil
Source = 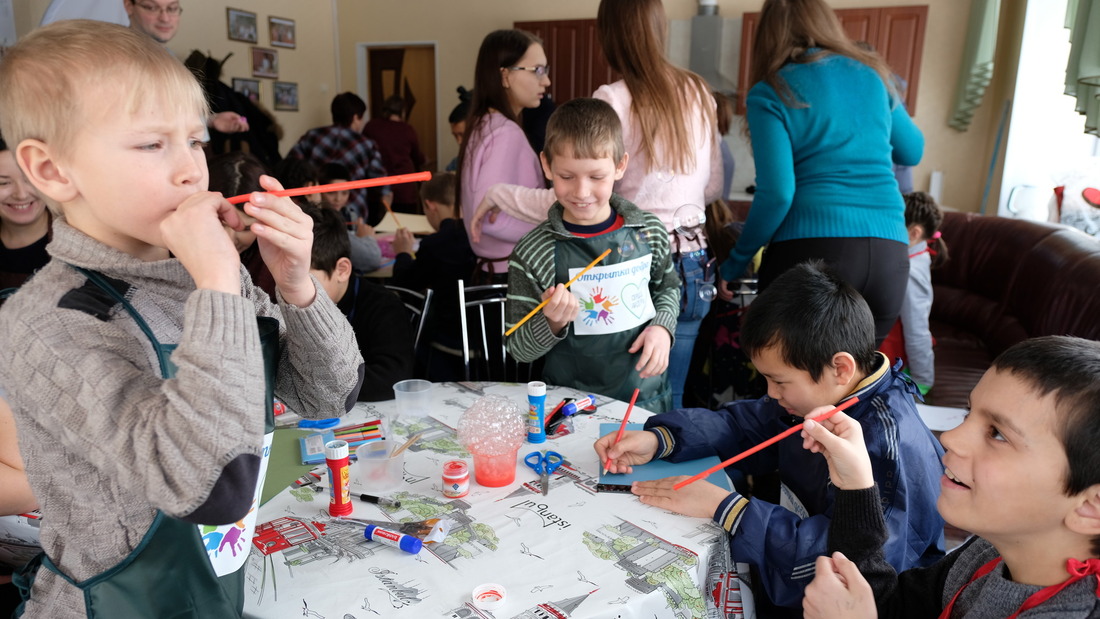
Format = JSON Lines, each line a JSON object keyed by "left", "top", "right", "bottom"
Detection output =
{"left": 504, "top": 248, "right": 613, "bottom": 337}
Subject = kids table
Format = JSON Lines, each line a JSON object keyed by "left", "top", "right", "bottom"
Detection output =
{"left": 244, "top": 381, "right": 753, "bottom": 619}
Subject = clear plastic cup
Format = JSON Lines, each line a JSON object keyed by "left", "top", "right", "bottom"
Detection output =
{"left": 356, "top": 443, "right": 405, "bottom": 492}
{"left": 470, "top": 448, "right": 519, "bottom": 487}
{"left": 393, "top": 379, "right": 433, "bottom": 419}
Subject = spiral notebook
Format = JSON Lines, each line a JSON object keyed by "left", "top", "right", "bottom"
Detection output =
{"left": 596, "top": 423, "right": 733, "bottom": 493}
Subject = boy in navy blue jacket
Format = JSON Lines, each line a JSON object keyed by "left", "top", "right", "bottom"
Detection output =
{"left": 596, "top": 261, "right": 945, "bottom": 612}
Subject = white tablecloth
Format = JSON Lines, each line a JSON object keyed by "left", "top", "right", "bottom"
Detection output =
{"left": 243, "top": 381, "right": 753, "bottom": 618}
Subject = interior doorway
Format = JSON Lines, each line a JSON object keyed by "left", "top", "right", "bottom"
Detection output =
{"left": 359, "top": 43, "right": 438, "bottom": 173}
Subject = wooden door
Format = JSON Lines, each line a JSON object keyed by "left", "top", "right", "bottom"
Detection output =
{"left": 735, "top": 5, "right": 926, "bottom": 115}
{"left": 876, "top": 5, "right": 928, "bottom": 113}
{"left": 515, "top": 19, "right": 618, "bottom": 103}
{"left": 367, "top": 45, "right": 438, "bottom": 171}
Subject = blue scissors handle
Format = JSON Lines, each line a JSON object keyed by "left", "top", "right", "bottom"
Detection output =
{"left": 524, "top": 450, "right": 563, "bottom": 475}
{"left": 298, "top": 417, "right": 340, "bottom": 430}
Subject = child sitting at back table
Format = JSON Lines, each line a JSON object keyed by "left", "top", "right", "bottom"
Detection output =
{"left": 306, "top": 206, "right": 415, "bottom": 401}
{"left": 801, "top": 335, "right": 1100, "bottom": 618}
{"left": 879, "top": 191, "right": 949, "bottom": 396}
{"left": 392, "top": 172, "right": 477, "bottom": 380}
{"left": 0, "top": 21, "right": 364, "bottom": 618}
{"left": 319, "top": 162, "right": 384, "bottom": 273}
{"left": 596, "top": 261, "right": 946, "bottom": 613}
{"left": 506, "top": 97, "right": 679, "bottom": 412}
{"left": 0, "top": 135, "right": 51, "bottom": 299}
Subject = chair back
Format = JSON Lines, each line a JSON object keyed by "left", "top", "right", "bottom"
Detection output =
{"left": 458, "top": 281, "right": 543, "bottom": 382}
{"left": 384, "top": 285, "right": 434, "bottom": 353}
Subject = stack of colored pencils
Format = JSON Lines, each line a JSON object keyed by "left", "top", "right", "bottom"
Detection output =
{"left": 332, "top": 419, "right": 384, "bottom": 450}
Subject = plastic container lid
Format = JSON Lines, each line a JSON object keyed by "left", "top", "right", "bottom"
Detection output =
{"left": 471, "top": 583, "right": 507, "bottom": 610}
{"left": 325, "top": 440, "right": 349, "bottom": 460}
{"left": 527, "top": 381, "right": 546, "bottom": 397}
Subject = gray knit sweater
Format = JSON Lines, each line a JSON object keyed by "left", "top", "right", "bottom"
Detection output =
{"left": 0, "top": 219, "right": 364, "bottom": 618}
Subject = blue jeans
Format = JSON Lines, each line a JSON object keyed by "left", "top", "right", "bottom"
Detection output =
{"left": 669, "top": 250, "right": 712, "bottom": 409}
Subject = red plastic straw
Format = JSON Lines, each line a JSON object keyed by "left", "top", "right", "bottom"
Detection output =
{"left": 226, "top": 171, "right": 432, "bottom": 205}
{"left": 604, "top": 388, "right": 640, "bottom": 474}
{"left": 671, "top": 396, "right": 860, "bottom": 490}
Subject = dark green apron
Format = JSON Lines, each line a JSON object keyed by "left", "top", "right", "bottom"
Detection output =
{"left": 544, "top": 227, "right": 672, "bottom": 413}
{"left": 13, "top": 267, "right": 278, "bottom": 618}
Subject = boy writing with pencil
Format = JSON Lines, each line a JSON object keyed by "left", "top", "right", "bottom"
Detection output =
{"left": 801, "top": 335, "right": 1100, "bottom": 618}
{"left": 507, "top": 98, "right": 679, "bottom": 413}
{"left": 0, "top": 21, "right": 364, "bottom": 618}
{"left": 595, "top": 261, "right": 945, "bottom": 613}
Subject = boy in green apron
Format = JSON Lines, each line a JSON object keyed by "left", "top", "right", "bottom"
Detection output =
{"left": 507, "top": 98, "right": 679, "bottom": 413}
{"left": 0, "top": 21, "right": 364, "bottom": 618}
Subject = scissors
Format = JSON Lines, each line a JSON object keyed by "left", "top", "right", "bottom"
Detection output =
{"left": 524, "top": 450, "right": 563, "bottom": 496}
{"left": 298, "top": 417, "right": 340, "bottom": 430}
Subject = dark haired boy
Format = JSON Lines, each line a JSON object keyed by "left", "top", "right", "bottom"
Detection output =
{"left": 317, "top": 162, "right": 384, "bottom": 274}
{"left": 596, "top": 261, "right": 946, "bottom": 612}
{"left": 803, "top": 335, "right": 1100, "bottom": 618}
{"left": 391, "top": 172, "right": 476, "bottom": 380}
{"left": 287, "top": 91, "right": 389, "bottom": 223}
{"left": 305, "top": 207, "right": 414, "bottom": 401}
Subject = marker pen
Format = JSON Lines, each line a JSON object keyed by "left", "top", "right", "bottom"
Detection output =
{"left": 358, "top": 494, "right": 402, "bottom": 509}
{"left": 561, "top": 395, "right": 596, "bottom": 417}
{"left": 364, "top": 524, "right": 422, "bottom": 554}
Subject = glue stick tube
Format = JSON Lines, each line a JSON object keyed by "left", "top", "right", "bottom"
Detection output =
{"left": 561, "top": 395, "right": 596, "bottom": 417}
{"left": 325, "top": 440, "right": 352, "bottom": 517}
{"left": 364, "top": 524, "right": 423, "bottom": 554}
{"left": 526, "top": 381, "right": 547, "bottom": 443}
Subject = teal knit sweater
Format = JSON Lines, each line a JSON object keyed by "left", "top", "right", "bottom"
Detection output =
{"left": 721, "top": 52, "right": 924, "bottom": 281}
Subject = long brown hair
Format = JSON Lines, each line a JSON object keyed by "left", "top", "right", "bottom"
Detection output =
{"left": 597, "top": 0, "right": 716, "bottom": 174}
{"left": 455, "top": 29, "right": 542, "bottom": 209}
{"left": 750, "top": 0, "right": 898, "bottom": 108}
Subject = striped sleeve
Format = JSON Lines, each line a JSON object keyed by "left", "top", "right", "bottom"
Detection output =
{"left": 506, "top": 226, "right": 565, "bottom": 362}
{"left": 714, "top": 491, "right": 751, "bottom": 534}
{"left": 642, "top": 213, "right": 680, "bottom": 340}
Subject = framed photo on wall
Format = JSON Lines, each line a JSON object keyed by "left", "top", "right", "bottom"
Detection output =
{"left": 269, "top": 17, "right": 296, "bottom": 49}
{"left": 251, "top": 47, "right": 278, "bottom": 79}
{"left": 274, "top": 81, "right": 299, "bottom": 111}
{"left": 226, "top": 8, "right": 258, "bottom": 43}
{"left": 231, "top": 78, "right": 260, "bottom": 104}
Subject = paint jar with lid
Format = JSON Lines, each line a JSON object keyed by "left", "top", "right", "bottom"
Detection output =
{"left": 442, "top": 460, "right": 470, "bottom": 498}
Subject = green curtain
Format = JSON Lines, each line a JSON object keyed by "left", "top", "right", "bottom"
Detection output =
{"left": 949, "top": 0, "right": 1002, "bottom": 131}
{"left": 1065, "top": 0, "right": 1100, "bottom": 134}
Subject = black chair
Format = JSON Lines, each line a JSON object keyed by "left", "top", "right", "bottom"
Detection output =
{"left": 457, "top": 281, "right": 543, "bottom": 382}
{"left": 384, "top": 285, "right": 433, "bottom": 355}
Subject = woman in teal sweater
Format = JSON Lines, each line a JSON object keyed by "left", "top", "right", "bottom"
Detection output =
{"left": 720, "top": 0, "right": 923, "bottom": 343}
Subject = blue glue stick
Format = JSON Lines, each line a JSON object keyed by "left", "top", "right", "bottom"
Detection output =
{"left": 561, "top": 395, "right": 596, "bottom": 417}
{"left": 364, "top": 524, "right": 423, "bottom": 554}
{"left": 526, "top": 381, "right": 547, "bottom": 443}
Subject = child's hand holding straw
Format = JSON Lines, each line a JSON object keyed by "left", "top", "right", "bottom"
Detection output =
{"left": 800, "top": 407, "right": 875, "bottom": 491}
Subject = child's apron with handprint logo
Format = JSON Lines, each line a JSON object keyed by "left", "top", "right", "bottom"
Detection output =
{"left": 544, "top": 227, "right": 670, "bottom": 412}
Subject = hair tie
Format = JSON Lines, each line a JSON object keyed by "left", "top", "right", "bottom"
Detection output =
{"left": 932, "top": 231, "right": 942, "bottom": 239}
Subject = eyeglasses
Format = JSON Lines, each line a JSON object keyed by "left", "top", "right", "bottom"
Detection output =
{"left": 132, "top": 2, "right": 183, "bottom": 16}
{"left": 508, "top": 65, "right": 550, "bottom": 78}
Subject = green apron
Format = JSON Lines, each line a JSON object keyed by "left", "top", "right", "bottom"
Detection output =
{"left": 14, "top": 267, "right": 278, "bottom": 618}
{"left": 544, "top": 227, "right": 672, "bottom": 413}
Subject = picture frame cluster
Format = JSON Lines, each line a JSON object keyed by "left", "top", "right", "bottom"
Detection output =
{"left": 227, "top": 8, "right": 298, "bottom": 112}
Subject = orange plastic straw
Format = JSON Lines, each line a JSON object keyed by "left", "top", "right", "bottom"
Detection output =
{"left": 226, "top": 171, "right": 432, "bottom": 205}
{"left": 604, "top": 388, "right": 640, "bottom": 475}
{"left": 504, "top": 248, "right": 613, "bottom": 337}
{"left": 671, "top": 396, "right": 860, "bottom": 490}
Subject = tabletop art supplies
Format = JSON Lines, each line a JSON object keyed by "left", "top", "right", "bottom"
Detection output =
{"left": 325, "top": 440, "right": 353, "bottom": 517}
{"left": 457, "top": 394, "right": 527, "bottom": 487}
{"left": 603, "top": 388, "right": 639, "bottom": 474}
{"left": 298, "top": 418, "right": 383, "bottom": 464}
{"left": 363, "top": 524, "right": 423, "bottom": 555}
{"left": 524, "top": 450, "right": 563, "bottom": 496}
{"left": 526, "top": 381, "right": 548, "bottom": 443}
{"left": 596, "top": 424, "right": 735, "bottom": 493}
{"left": 442, "top": 460, "right": 470, "bottom": 498}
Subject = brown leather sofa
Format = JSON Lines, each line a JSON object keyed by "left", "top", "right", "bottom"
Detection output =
{"left": 927, "top": 211, "right": 1100, "bottom": 408}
